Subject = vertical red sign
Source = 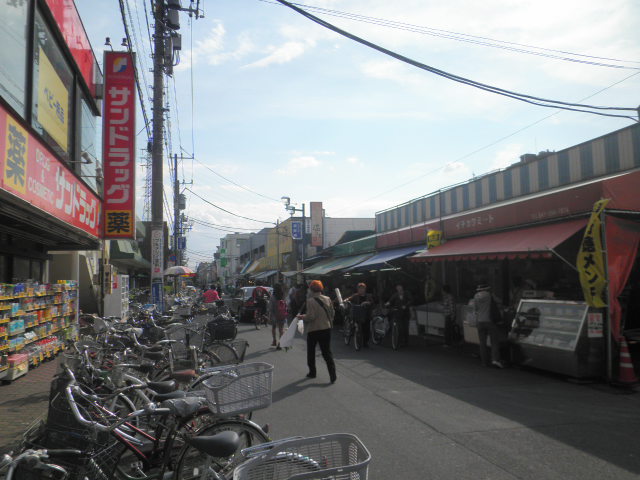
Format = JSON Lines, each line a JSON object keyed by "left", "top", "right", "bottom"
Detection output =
{"left": 103, "top": 51, "right": 136, "bottom": 239}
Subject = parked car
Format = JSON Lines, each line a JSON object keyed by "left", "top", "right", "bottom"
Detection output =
{"left": 231, "top": 286, "right": 273, "bottom": 322}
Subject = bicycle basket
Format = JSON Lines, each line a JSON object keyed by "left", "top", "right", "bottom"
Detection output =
{"left": 202, "top": 362, "right": 273, "bottom": 416}
{"left": 207, "top": 317, "right": 238, "bottom": 341}
{"left": 234, "top": 433, "right": 371, "bottom": 480}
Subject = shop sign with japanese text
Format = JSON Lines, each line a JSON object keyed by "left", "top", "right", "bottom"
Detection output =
{"left": 103, "top": 51, "right": 136, "bottom": 239}
{"left": 310, "top": 201, "right": 323, "bottom": 247}
{"left": 577, "top": 199, "right": 609, "bottom": 308}
{"left": 151, "top": 228, "right": 163, "bottom": 277}
{"left": 587, "top": 312, "right": 604, "bottom": 338}
{"left": 0, "top": 103, "right": 101, "bottom": 238}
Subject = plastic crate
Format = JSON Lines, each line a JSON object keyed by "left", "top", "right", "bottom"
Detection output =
{"left": 202, "top": 362, "right": 273, "bottom": 416}
{"left": 235, "top": 433, "right": 371, "bottom": 480}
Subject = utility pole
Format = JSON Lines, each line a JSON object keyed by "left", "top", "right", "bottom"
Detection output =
{"left": 173, "top": 153, "right": 180, "bottom": 267}
{"left": 150, "top": 0, "right": 166, "bottom": 312}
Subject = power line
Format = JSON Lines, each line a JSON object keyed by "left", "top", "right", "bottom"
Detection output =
{"left": 118, "top": 0, "right": 152, "bottom": 140}
{"left": 260, "top": 1, "right": 640, "bottom": 70}
{"left": 191, "top": 217, "right": 262, "bottom": 231}
{"left": 192, "top": 157, "right": 283, "bottom": 203}
{"left": 340, "top": 69, "right": 640, "bottom": 209}
{"left": 186, "top": 188, "right": 276, "bottom": 224}
{"left": 271, "top": 0, "right": 638, "bottom": 120}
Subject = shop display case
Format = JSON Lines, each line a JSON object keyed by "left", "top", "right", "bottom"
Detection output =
{"left": 510, "top": 299, "right": 605, "bottom": 378}
{"left": 0, "top": 281, "right": 78, "bottom": 382}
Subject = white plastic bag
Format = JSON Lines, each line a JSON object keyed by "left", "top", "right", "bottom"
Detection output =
{"left": 279, "top": 318, "right": 299, "bottom": 349}
{"left": 296, "top": 318, "right": 304, "bottom": 335}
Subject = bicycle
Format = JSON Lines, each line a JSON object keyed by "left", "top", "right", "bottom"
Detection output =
{"left": 0, "top": 448, "right": 84, "bottom": 480}
{"left": 184, "top": 433, "right": 371, "bottom": 480}
{"left": 390, "top": 307, "right": 411, "bottom": 351}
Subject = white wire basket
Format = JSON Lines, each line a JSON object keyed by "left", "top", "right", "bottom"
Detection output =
{"left": 234, "top": 433, "right": 370, "bottom": 480}
{"left": 201, "top": 362, "right": 273, "bottom": 416}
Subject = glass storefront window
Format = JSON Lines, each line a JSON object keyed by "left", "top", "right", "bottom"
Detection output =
{"left": 79, "top": 96, "right": 100, "bottom": 193}
{"left": 32, "top": 9, "right": 74, "bottom": 161}
{"left": 0, "top": 0, "right": 29, "bottom": 116}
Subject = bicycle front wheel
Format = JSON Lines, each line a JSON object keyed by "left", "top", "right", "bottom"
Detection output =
{"left": 343, "top": 317, "right": 352, "bottom": 345}
{"left": 174, "top": 419, "right": 270, "bottom": 480}
{"left": 353, "top": 322, "right": 362, "bottom": 351}
{"left": 391, "top": 320, "right": 401, "bottom": 351}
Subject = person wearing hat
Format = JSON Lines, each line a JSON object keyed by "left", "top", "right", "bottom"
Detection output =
{"left": 297, "top": 280, "right": 337, "bottom": 383}
{"left": 473, "top": 283, "right": 505, "bottom": 368}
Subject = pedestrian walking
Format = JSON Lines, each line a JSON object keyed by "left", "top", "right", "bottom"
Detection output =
{"left": 269, "top": 284, "right": 288, "bottom": 349}
{"left": 297, "top": 280, "right": 337, "bottom": 383}
{"left": 472, "top": 284, "right": 505, "bottom": 368}
{"left": 442, "top": 285, "right": 456, "bottom": 346}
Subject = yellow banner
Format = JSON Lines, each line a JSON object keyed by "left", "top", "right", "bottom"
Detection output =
{"left": 3, "top": 115, "right": 28, "bottom": 195}
{"left": 577, "top": 199, "right": 609, "bottom": 307}
{"left": 427, "top": 230, "right": 443, "bottom": 249}
{"left": 37, "top": 47, "right": 69, "bottom": 151}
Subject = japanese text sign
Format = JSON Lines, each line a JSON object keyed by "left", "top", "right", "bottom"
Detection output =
{"left": 310, "top": 201, "right": 323, "bottom": 247}
{"left": 103, "top": 51, "right": 136, "bottom": 239}
{"left": 37, "top": 47, "right": 69, "bottom": 152}
{"left": 577, "top": 199, "right": 609, "bottom": 308}
{"left": 291, "top": 221, "right": 302, "bottom": 240}
{"left": 0, "top": 104, "right": 101, "bottom": 238}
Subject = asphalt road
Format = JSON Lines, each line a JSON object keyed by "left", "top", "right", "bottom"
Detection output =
{"left": 236, "top": 322, "right": 640, "bottom": 480}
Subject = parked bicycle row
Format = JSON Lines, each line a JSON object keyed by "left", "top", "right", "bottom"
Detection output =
{"left": 1, "top": 301, "right": 371, "bottom": 479}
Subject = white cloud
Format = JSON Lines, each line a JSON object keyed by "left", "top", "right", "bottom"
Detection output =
{"left": 244, "top": 41, "right": 308, "bottom": 68}
{"left": 277, "top": 155, "right": 322, "bottom": 174}
{"left": 490, "top": 144, "right": 525, "bottom": 170}
{"left": 346, "top": 156, "right": 363, "bottom": 166}
{"left": 176, "top": 23, "right": 257, "bottom": 71}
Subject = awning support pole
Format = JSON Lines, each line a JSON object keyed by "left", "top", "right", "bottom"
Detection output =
{"left": 548, "top": 247, "right": 579, "bottom": 273}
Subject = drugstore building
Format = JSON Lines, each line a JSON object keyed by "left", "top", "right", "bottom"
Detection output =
{"left": 0, "top": 1, "right": 103, "bottom": 301}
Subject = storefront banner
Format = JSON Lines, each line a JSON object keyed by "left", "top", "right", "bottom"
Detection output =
{"left": 577, "top": 199, "right": 609, "bottom": 308}
{"left": 0, "top": 104, "right": 101, "bottom": 238}
{"left": 310, "top": 201, "right": 323, "bottom": 247}
{"left": 103, "top": 52, "right": 136, "bottom": 239}
{"left": 44, "top": 0, "right": 98, "bottom": 96}
{"left": 37, "top": 47, "right": 69, "bottom": 152}
{"left": 605, "top": 217, "right": 640, "bottom": 340}
{"left": 426, "top": 230, "right": 443, "bottom": 249}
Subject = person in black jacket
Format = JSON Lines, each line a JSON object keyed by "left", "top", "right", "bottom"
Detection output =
{"left": 385, "top": 284, "right": 413, "bottom": 346}
{"left": 345, "top": 283, "right": 375, "bottom": 348}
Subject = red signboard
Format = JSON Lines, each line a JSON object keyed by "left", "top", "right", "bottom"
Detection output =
{"left": 44, "top": 0, "right": 98, "bottom": 96}
{"left": 0, "top": 103, "right": 101, "bottom": 238}
{"left": 103, "top": 51, "right": 136, "bottom": 239}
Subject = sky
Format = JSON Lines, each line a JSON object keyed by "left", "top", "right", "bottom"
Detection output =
{"left": 75, "top": 0, "right": 640, "bottom": 267}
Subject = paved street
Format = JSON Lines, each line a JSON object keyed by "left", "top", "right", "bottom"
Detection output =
{"left": 240, "top": 323, "right": 640, "bottom": 480}
{"left": 1, "top": 324, "right": 640, "bottom": 479}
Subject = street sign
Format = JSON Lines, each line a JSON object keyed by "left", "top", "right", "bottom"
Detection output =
{"left": 169, "top": 254, "right": 177, "bottom": 262}
{"left": 177, "top": 237, "right": 187, "bottom": 250}
{"left": 291, "top": 221, "right": 302, "bottom": 240}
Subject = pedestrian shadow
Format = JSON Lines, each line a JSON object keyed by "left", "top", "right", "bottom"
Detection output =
{"left": 272, "top": 378, "right": 331, "bottom": 403}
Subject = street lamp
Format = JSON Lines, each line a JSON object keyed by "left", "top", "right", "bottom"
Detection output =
{"left": 281, "top": 196, "right": 306, "bottom": 269}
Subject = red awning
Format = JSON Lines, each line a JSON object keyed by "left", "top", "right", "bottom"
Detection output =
{"left": 410, "top": 218, "right": 587, "bottom": 262}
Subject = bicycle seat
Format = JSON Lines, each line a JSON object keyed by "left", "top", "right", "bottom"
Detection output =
{"left": 160, "top": 396, "right": 206, "bottom": 418}
{"left": 154, "top": 390, "right": 187, "bottom": 401}
{"left": 147, "top": 380, "right": 177, "bottom": 394}
{"left": 171, "top": 369, "right": 197, "bottom": 383}
{"left": 185, "top": 431, "right": 240, "bottom": 458}
{"left": 142, "top": 350, "right": 164, "bottom": 361}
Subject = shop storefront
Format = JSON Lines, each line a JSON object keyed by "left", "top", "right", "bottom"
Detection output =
{"left": 0, "top": 1, "right": 104, "bottom": 379}
{"left": 409, "top": 170, "right": 640, "bottom": 380}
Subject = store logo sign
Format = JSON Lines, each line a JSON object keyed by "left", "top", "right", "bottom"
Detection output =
{"left": 113, "top": 56, "right": 128, "bottom": 73}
